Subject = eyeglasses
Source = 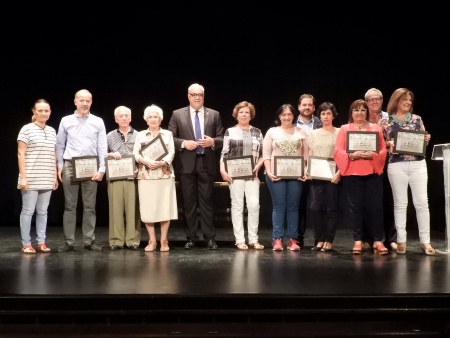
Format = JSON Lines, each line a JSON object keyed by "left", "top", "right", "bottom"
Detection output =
{"left": 352, "top": 109, "right": 367, "bottom": 113}
{"left": 366, "top": 97, "right": 382, "bottom": 103}
{"left": 189, "top": 93, "right": 204, "bottom": 98}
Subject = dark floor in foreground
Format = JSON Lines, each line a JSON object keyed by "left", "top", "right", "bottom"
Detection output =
{"left": 0, "top": 223, "right": 449, "bottom": 337}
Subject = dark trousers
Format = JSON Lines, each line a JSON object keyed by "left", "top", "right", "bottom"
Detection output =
{"left": 179, "top": 156, "right": 215, "bottom": 241}
{"left": 309, "top": 180, "right": 340, "bottom": 244}
{"left": 362, "top": 173, "right": 397, "bottom": 245}
{"left": 342, "top": 174, "right": 384, "bottom": 242}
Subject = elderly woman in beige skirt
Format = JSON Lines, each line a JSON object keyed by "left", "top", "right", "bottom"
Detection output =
{"left": 133, "top": 104, "right": 178, "bottom": 252}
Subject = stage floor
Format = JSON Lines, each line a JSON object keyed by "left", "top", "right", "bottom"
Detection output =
{"left": 1, "top": 222, "right": 449, "bottom": 296}
{"left": 1, "top": 222, "right": 450, "bottom": 337}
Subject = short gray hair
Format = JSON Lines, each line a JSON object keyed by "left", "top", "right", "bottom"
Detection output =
{"left": 364, "top": 88, "right": 383, "bottom": 100}
{"left": 114, "top": 106, "right": 131, "bottom": 117}
{"left": 143, "top": 104, "right": 163, "bottom": 120}
{"left": 188, "top": 83, "right": 205, "bottom": 94}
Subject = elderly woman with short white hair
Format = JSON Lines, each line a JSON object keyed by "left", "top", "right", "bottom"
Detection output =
{"left": 133, "top": 104, "right": 178, "bottom": 252}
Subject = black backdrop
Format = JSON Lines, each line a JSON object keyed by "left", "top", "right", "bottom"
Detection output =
{"left": 2, "top": 2, "right": 448, "bottom": 230}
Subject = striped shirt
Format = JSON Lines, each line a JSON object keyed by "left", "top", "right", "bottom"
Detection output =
{"left": 107, "top": 127, "right": 138, "bottom": 156}
{"left": 17, "top": 123, "right": 57, "bottom": 190}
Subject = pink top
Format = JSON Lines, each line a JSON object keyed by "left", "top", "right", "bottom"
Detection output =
{"left": 333, "top": 123, "right": 387, "bottom": 176}
{"left": 263, "top": 126, "right": 309, "bottom": 173}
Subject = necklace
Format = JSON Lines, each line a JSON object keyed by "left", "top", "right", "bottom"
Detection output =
{"left": 34, "top": 122, "right": 47, "bottom": 139}
{"left": 391, "top": 112, "right": 411, "bottom": 124}
{"left": 353, "top": 122, "right": 367, "bottom": 131}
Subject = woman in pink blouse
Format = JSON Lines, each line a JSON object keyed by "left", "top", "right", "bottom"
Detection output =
{"left": 333, "top": 99, "right": 388, "bottom": 255}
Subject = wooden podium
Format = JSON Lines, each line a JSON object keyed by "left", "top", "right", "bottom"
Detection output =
{"left": 432, "top": 143, "right": 450, "bottom": 252}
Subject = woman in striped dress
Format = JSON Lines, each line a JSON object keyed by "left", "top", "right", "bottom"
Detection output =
{"left": 17, "top": 99, "right": 58, "bottom": 253}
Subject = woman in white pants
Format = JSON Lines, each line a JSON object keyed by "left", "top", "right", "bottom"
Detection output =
{"left": 380, "top": 88, "right": 435, "bottom": 255}
{"left": 220, "top": 101, "right": 264, "bottom": 250}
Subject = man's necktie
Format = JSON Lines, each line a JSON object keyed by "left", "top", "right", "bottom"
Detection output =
{"left": 194, "top": 110, "right": 203, "bottom": 154}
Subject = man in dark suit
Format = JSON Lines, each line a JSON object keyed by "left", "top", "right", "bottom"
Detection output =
{"left": 168, "top": 83, "right": 224, "bottom": 250}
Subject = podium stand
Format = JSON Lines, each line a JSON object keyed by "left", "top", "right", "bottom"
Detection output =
{"left": 431, "top": 143, "right": 450, "bottom": 253}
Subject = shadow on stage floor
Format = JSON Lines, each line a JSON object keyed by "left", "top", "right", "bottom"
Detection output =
{"left": 0, "top": 222, "right": 449, "bottom": 337}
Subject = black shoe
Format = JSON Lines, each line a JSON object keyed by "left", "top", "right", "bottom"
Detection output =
{"left": 311, "top": 245, "right": 323, "bottom": 251}
{"left": 128, "top": 244, "right": 139, "bottom": 250}
{"left": 57, "top": 243, "right": 75, "bottom": 253}
{"left": 84, "top": 242, "right": 102, "bottom": 251}
{"left": 206, "top": 239, "right": 218, "bottom": 250}
{"left": 110, "top": 245, "right": 123, "bottom": 251}
{"left": 297, "top": 236, "right": 304, "bottom": 248}
{"left": 184, "top": 240, "right": 196, "bottom": 250}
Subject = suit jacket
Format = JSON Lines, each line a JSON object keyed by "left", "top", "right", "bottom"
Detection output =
{"left": 168, "top": 106, "right": 224, "bottom": 174}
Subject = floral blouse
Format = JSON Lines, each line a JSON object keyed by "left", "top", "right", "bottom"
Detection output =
{"left": 380, "top": 113, "right": 427, "bottom": 163}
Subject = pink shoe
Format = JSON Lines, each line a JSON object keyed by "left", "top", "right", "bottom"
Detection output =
{"left": 272, "top": 238, "right": 283, "bottom": 251}
{"left": 287, "top": 238, "right": 300, "bottom": 251}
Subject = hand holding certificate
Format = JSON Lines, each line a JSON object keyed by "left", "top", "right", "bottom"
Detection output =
{"left": 273, "top": 156, "right": 304, "bottom": 179}
{"left": 346, "top": 131, "right": 379, "bottom": 153}
{"left": 308, "top": 156, "right": 336, "bottom": 181}
{"left": 139, "top": 134, "right": 169, "bottom": 161}
{"left": 105, "top": 155, "right": 136, "bottom": 181}
{"left": 224, "top": 155, "right": 254, "bottom": 179}
{"left": 72, "top": 156, "right": 99, "bottom": 181}
{"left": 393, "top": 129, "right": 427, "bottom": 156}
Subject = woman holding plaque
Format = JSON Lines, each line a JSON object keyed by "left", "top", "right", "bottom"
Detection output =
{"left": 263, "top": 104, "right": 309, "bottom": 251}
{"left": 133, "top": 104, "right": 177, "bottom": 252}
{"left": 17, "top": 99, "right": 58, "bottom": 253}
{"left": 307, "top": 102, "right": 340, "bottom": 252}
{"left": 333, "top": 99, "right": 388, "bottom": 255}
{"left": 380, "top": 88, "right": 434, "bottom": 255}
{"left": 220, "top": 101, "right": 265, "bottom": 250}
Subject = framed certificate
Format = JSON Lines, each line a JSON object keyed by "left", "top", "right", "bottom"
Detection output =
{"left": 224, "top": 155, "right": 254, "bottom": 179}
{"left": 273, "top": 156, "right": 304, "bottom": 179}
{"left": 308, "top": 156, "right": 336, "bottom": 181}
{"left": 393, "top": 129, "right": 427, "bottom": 156}
{"left": 346, "top": 131, "right": 379, "bottom": 153}
{"left": 72, "top": 156, "right": 99, "bottom": 181}
{"left": 105, "top": 155, "right": 136, "bottom": 181}
{"left": 139, "top": 134, "right": 168, "bottom": 161}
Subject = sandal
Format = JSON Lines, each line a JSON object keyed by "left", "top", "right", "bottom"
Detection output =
{"left": 352, "top": 243, "right": 362, "bottom": 255}
{"left": 373, "top": 242, "right": 389, "bottom": 255}
{"left": 396, "top": 242, "right": 406, "bottom": 255}
{"left": 21, "top": 244, "right": 36, "bottom": 254}
{"left": 421, "top": 244, "right": 435, "bottom": 256}
{"left": 236, "top": 242, "right": 248, "bottom": 251}
{"left": 249, "top": 242, "right": 264, "bottom": 250}
{"left": 37, "top": 243, "right": 51, "bottom": 253}
{"left": 321, "top": 242, "right": 333, "bottom": 252}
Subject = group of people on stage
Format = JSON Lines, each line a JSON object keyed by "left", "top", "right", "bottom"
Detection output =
{"left": 17, "top": 84, "right": 435, "bottom": 256}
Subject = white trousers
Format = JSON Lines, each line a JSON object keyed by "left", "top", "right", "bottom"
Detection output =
{"left": 388, "top": 160, "right": 430, "bottom": 244}
{"left": 228, "top": 178, "right": 261, "bottom": 244}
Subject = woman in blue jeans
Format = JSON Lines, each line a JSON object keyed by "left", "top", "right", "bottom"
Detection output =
{"left": 263, "top": 104, "right": 309, "bottom": 251}
{"left": 17, "top": 99, "right": 58, "bottom": 253}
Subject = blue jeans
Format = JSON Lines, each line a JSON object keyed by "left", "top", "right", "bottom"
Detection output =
{"left": 265, "top": 175, "right": 303, "bottom": 240}
{"left": 20, "top": 189, "right": 52, "bottom": 246}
